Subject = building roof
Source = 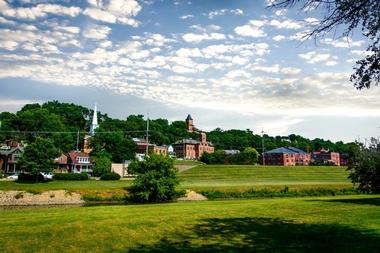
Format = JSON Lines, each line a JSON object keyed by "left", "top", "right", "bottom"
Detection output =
{"left": 186, "top": 114, "right": 193, "bottom": 121}
{"left": 264, "top": 147, "right": 308, "bottom": 155}
{"left": 68, "top": 151, "right": 91, "bottom": 165}
{"left": 173, "top": 139, "right": 199, "bottom": 145}
{"left": 0, "top": 147, "right": 23, "bottom": 156}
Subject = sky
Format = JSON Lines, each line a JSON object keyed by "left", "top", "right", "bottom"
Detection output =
{"left": 0, "top": 0, "right": 379, "bottom": 143}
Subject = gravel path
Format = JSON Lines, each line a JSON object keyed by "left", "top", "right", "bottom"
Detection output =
{"left": 0, "top": 190, "right": 84, "bottom": 206}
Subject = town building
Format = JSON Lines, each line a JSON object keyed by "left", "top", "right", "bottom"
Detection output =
{"left": 340, "top": 153, "right": 349, "bottom": 166}
{"left": 67, "top": 151, "right": 93, "bottom": 173}
{"left": 132, "top": 138, "right": 168, "bottom": 156}
{"left": 54, "top": 154, "right": 69, "bottom": 172}
{"left": 173, "top": 132, "right": 214, "bottom": 160}
{"left": 263, "top": 147, "right": 311, "bottom": 166}
{"left": 0, "top": 146, "right": 23, "bottom": 173}
{"left": 186, "top": 114, "right": 194, "bottom": 132}
{"left": 312, "top": 149, "right": 340, "bottom": 166}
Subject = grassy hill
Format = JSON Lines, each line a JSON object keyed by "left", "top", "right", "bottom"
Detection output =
{"left": 0, "top": 195, "right": 379, "bottom": 253}
{"left": 179, "top": 165, "right": 351, "bottom": 191}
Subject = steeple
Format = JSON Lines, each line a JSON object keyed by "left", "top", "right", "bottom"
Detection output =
{"left": 185, "top": 114, "right": 194, "bottom": 132}
{"left": 90, "top": 104, "right": 98, "bottom": 135}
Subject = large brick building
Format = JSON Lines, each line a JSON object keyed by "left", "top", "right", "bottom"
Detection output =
{"left": 132, "top": 138, "right": 168, "bottom": 156}
{"left": 312, "top": 149, "right": 340, "bottom": 166}
{"left": 173, "top": 132, "right": 214, "bottom": 160}
{"left": 263, "top": 147, "right": 311, "bottom": 166}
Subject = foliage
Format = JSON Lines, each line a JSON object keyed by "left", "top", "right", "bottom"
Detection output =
{"left": 92, "top": 155, "right": 112, "bottom": 177}
{"left": 17, "top": 173, "right": 45, "bottom": 183}
{"left": 100, "top": 172, "right": 121, "bottom": 180}
{"left": 18, "top": 138, "right": 60, "bottom": 182}
{"left": 53, "top": 172, "right": 89, "bottom": 181}
{"left": 127, "top": 154, "right": 181, "bottom": 203}
{"left": 270, "top": 0, "right": 379, "bottom": 89}
{"left": 348, "top": 147, "right": 380, "bottom": 193}
{"left": 201, "top": 148, "right": 259, "bottom": 165}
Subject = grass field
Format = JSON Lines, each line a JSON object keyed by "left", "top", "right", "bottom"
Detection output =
{"left": 0, "top": 165, "right": 352, "bottom": 194}
{"left": 179, "top": 165, "right": 351, "bottom": 191}
{"left": 0, "top": 195, "right": 379, "bottom": 253}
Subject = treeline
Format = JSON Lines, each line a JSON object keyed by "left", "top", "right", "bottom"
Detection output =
{"left": 0, "top": 101, "right": 358, "bottom": 163}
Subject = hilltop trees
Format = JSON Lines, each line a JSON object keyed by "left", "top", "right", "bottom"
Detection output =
{"left": 18, "top": 137, "right": 60, "bottom": 181}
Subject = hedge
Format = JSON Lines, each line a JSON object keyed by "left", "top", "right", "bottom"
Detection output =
{"left": 100, "top": 172, "right": 121, "bottom": 180}
{"left": 17, "top": 173, "right": 45, "bottom": 183}
{"left": 53, "top": 172, "right": 89, "bottom": 181}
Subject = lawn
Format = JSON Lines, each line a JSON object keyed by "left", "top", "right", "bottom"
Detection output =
{"left": 179, "top": 165, "right": 351, "bottom": 191}
{"left": 0, "top": 195, "right": 379, "bottom": 253}
{"left": 0, "top": 165, "right": 352, "bottom": 193}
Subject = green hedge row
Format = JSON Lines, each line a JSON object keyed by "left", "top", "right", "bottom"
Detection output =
{"left": 53, "top": 173, "right": 89, "bottom": 181}
{"left": 201, "top": 187, "right": 362, "bottom": 200}
{"left": 100, "top": 172, "right": 121, "bottom": 180}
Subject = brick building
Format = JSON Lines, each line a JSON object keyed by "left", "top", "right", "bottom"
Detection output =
{"left": 173, "top": 132, "right": 214, "bottom": 160}
{"left": 132, "top": 138, "right": 168, "bottom": 156}
{"left": 312, "top": 149, "right": 340, "bottom": 166}
{"left": 263, "top": 147, "right": 311, "bottom": 166}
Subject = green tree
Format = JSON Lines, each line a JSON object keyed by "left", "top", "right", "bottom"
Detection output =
{"left": 92, "top": 155, "right": 112, "bottom": 177}
{"left": 348, "top": 147, "right": 380, "bottom": 193}
{"left": 270, "top": 0, "right": 379, "bottom": 89}
{"left": 18, "top": 138, "right": 60, "bottom": 182}
{"left": 127, "top": 154, "right": 180, "bottom": 203}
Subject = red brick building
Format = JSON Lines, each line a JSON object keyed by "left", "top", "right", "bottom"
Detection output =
{"left": 263, "top": 147, "right": 311, "bottom": 166}
{"left": 312, "top": 149, "right": 340, "bottom": 166}
{"left": 186, "top": 114, "right": 195, "bottom": 132}
{"left": 173, "top": 132, "right": 214, "bottom": 160}
{"left": 133, "top": 138, "right": 168, "bottom": 156}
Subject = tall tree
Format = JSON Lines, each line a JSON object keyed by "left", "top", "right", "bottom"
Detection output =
{"left": 270, "top": 0, "right": 379, "bottom": 89}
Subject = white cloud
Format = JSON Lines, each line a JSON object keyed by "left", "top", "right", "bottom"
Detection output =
{"left": 207, "top": 8, "right": 243, "bottom": 19}
{"left": 83, "top": 0, "right": 141, "bottom": 27}
{"left": 272, "top": 35, "right": 286, "bottom": 41}
{"left": 182, "top": 32, "right": 226, "bottom": 43}
{"left": 298, "top": 51, "right": 337, "bottom": 65}
{"left": 321, "top": 38, "right": 365, "bottom": 48}
{"left": 83, "top": 25, "right": 112, "bottom": 40}
{"left": 0, "top": 40, "right": 18, "bottom": 50}
{"left": 179, "top": 14, "right": 193, "bottom": 19}
{"left": 269, "top": 19, "right": 302, "bottom": 29}
{"left": 234, "top": 23, "right": 266, "bottom": 38}
{"left": 176, "top": 48, "right": 203, "bottom": 58}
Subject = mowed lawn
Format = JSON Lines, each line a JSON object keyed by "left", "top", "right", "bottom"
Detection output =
{"left": 179, "top": 165, "right": 351, "bottom": 191}
{"left": 0, "top": 195, "right": 379, "bottom": 253}
{"left": 0, "top": 165, "right": 352, "bottom": 193}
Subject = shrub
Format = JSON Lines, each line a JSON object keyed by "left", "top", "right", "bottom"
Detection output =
{"left": 53, "top": 173, "right": 89, "bottom": 181}
{"left": 92, "top": 156, "right": 112, "bottom": 177}
{"left": 127, "top": 154, "right": 181, "bottom": 203}
{"left": 17, "top": 173, "right": 45, "bottom": 183}
{"left": 100, "top": 172, "right": 121, "bottom": 180}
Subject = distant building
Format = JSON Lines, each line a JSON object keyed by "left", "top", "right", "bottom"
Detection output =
{"left": 111, "top": 160, "right": 132, "bottom": 177}
{"left": 224, "top": 150, "right": 240, "bottom": 156}
{"left": 67, "top": 151, "right": 93, "bottom": 173}
{"left": 133, "top": 138, "right": 168, "bottom": 156}
{"left": 263, "top": 147, "right": 311, "bottom": 166}
{"left": 173, "top": 132, "right": 214, "bottom": 160}
{"left": 54, "top": 154, "right": 69, "bottom": 172}
{"left": 340, "top": 153, "right": 349, "bottom": 166}
{"left": 312, "top": 149, "right": 340, "bottom": 166}
{"left": 0, "top": 145, "right": 23, "bottom": 173}
{"left": 186, "top": 114, "right": 194, "bottom": 132}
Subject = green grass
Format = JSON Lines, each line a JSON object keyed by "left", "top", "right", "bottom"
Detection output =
{"left": 179, "top": 165, "right": 351, "bottom": 191}
{"left": 0, "top": 195, "right": 379, "bottom": 252}
{"left": 174, "top": 160, "right": 204, "bottom": 166}
{"left": 0, "top": 165, "right": 352, "bottom": 194}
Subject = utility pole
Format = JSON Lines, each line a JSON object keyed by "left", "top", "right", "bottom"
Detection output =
{"left": 146, "top": 115, "right": 149, "bottom": 156}
{"left": 76, "top": 130, "right": 80, "bottom": 151}
{"left": 261, "top": 128, "right": 265, "bottom": 166}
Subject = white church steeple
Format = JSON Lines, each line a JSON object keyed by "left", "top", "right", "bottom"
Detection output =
{"left": 90, "top": 104, "right": 98, "bottom": 135}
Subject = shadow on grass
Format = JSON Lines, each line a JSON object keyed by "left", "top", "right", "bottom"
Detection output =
{"left": 126, "top": 217, "right": 379, "bottom": 253}
{"left": 310, "top": 197, "right": 380, "bottom": 207}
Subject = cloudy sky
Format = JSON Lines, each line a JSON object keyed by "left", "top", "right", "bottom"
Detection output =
{"left": 0, "top": 0, "right": 379, "bottom": 142}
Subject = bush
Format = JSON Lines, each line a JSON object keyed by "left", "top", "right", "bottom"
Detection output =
{"left": 17, "top": 173, "right": 45, "bottom": 183}
{"left": 53, "top": 173, "right": 89, "bottom": 181}
{"left": 92, "top": 156, "right": 112, "bottom": 177}
{"left": 127, "top": 154, "right": 181, "bottom": 203}
{"left": 100, "top": 172, "right": 121, "bottom": 180}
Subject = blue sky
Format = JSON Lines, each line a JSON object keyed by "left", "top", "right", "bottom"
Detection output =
{"left": 0, "top": 0, "right": 379, "bottom": 142}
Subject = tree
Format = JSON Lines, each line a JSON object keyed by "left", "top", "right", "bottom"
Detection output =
{"left": 127, "top": 154, "right": 181, "bottom": 203}
{"left": 270, "top": 0, "right": 379, "bottom": 89}
{"left": 92, "top": 155, "right": 112, "bottom": 177}
{"left": 348, "top": 146, "right": 380, "bottom": 193}
{"left": 18, "top": 138, "right": 60, "bottom": 182}
{"left": 233, "top": 147, "right": 260, "bottom": 165}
